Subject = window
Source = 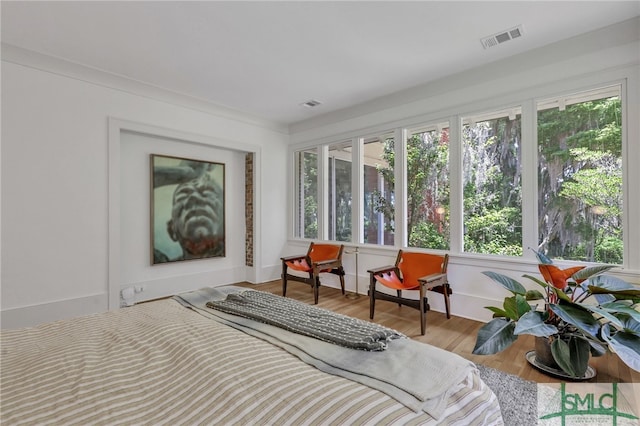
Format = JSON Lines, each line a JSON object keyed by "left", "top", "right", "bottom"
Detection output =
{"left": 328, "top": 141, "right": 352, "bottom": 242}
{"left": 363, "top": 135, "right": 395, "bottom": 245}
{"left": 462, "top": 108, "right": 522, "bottom": 256}
{"left": 291, "top": 82, "right": 629, "bottom": 268}
{"left": 406, "top": 123, "right": 450, "bottom": 250}
{"left": 537, "top": 85, "right": 622, "bottom": 264}
{"left": 295, "top": 148, "right": 318, "bottom": 239}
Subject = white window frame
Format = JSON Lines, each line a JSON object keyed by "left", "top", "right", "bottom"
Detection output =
{"left": 288, "top": 76, "right": 636, "bottom": 273}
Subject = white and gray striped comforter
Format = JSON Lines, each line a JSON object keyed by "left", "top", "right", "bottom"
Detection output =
{"left": 1, "top": 297, "right": 503, "bottom": 425}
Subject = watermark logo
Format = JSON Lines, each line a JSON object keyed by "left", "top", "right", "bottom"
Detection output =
{"left": 538, "top": 382, "right": 639, "bottom": 425}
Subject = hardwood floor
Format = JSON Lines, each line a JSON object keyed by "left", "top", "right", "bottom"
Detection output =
{"left": 237, "top": 280, "right": 640, "bottom": 384}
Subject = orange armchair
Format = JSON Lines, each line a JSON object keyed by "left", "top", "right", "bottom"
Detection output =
{"left": 367, "top": 250, "right": 451, "bottom": 335}
{"left": 281, "top": 243, "right": 345, "bottom": 304}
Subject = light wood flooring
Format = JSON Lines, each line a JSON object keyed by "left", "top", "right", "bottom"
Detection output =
{"left": 237, "top": 280, "right": 640, "bottom": 384}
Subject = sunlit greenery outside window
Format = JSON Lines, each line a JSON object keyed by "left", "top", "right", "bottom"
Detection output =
{"left": 406, "top": 123, "right": 450, "bottom": 250}
{"left": 292, "top": 84, "right": 626, "bottom": 265}
{"left": 462, "top": 108, "right": 522, "bottom": 256}
{"left": 295, "top": 148, "right": 318, "bottom": 239}
{"left": 364, "top": 135, "right": 395, "bottom": 245}
{"left": 328, "top": 141, "right": 352, "bottom": 242}
{"left": 537, "top": 85, "right": 623, "bottom": 264}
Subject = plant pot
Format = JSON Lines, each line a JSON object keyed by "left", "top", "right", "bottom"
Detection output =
{"left": 527, "top": 336, "right": 597, "bottom": 380}
{"left": 534, "top": 336, "right": 559, "bottom": 370}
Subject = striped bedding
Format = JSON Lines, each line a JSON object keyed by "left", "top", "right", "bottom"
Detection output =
{"left": 1, "top": 298, "right": 503, "bottom": 425}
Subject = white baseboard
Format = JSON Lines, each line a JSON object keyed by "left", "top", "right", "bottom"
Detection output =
{"left": 1, "top": 293, "right": 108, "bottom": 330}
{"left": 255, "top": 264, "right": 282, "bottom": 283}
{"left": 121, "top": 266, "right": 247, "bottom": 305}
{"left": 2, "top": 270, "right": 500, "bottom": 330}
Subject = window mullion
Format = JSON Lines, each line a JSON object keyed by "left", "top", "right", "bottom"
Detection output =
{"left": 296, "top": 152, "right": 303, "bottom": 238}
{"left": 394, "top": 128, "right": 407, "bottom": 248}
{"left": 448, "top": 115, "right": 463, "bottom": 254}
{"left": 622, "top": 77, "right": 638, "bottom": 270}
{"left": 521, "top": 99, "right": 537, "bottom": 260}
{"left": 318, "top": 145, "right": 329, "bottom": 240}
{"left": 352, "top": 137, "right": 364, "bottom": 244}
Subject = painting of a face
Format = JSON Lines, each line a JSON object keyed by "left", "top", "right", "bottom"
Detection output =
{"left": 151, "top": 154, "right": 225, "bottom": 264}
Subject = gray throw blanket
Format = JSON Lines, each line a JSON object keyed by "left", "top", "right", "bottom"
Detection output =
{"left": 175, "top": 286, "right": 476, "bottom": 420}
{"left": 206, "top": 290, "right": 404, "bottom": 351}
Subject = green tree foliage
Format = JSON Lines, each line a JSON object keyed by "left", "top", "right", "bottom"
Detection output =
{"left": 305, "top": 94, "right": 621, "bottom": 262}
{"left": 302, "top": 151, "right": 318, "bottom": 238}
{"left": 373, "top": 133, "right": 450, "bottom": 249}
{"left": 406, "top": 131, "right": 450, "bottom": 249}
{"left": 329, "top": 158, "right": 352, "bottom": 241}
{"left": 462, "top": 117, "right": 522, "bottom": 256}
{"left": 369, "top": 97, "right": 621, "bottom": 261}
{"left": 372, "top": 137, "right": 396, "bottom": 232}
{"left": 538, "top": 97, "right": 622, "bottom": 263}
{"left": 373, "top": 117, "right": 524, "bottom": 254}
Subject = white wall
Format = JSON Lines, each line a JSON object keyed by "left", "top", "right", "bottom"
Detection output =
{"left": 285, "top": 18, "right": 640, "bottom": 322}
{"left": 1, "top": 49, "right": 289, "bottom": 329}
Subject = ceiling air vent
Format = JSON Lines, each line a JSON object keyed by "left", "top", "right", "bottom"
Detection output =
{"left": 300, "top": 99, "right": 322, "bottom": 108}
{"left": 481, "top": 25, "right": 523, "bottom": 49}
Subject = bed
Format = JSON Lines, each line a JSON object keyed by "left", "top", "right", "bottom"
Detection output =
{"left": 1, "top": 286, "right": 503, "bottom": 425}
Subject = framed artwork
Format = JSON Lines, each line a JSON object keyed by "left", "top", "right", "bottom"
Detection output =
{"left": 151, "top": 154, "right": 225, "bottom": 264}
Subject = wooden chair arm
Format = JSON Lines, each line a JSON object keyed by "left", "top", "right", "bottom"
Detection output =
{"left": 418, "top": 272, "right": 448, "bottom": 288}
{"left": 281, "top": 254, "right": 306, "bottom": 262}
{"left": 313, "top": 258, "right": 340, "bottom": 267}
{"left": 367, "top": 265, "right": 397, "bottom": 275}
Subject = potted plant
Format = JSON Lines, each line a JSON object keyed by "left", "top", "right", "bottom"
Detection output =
{"left": 473, "top": 250, "right": 640, "bottom": 379}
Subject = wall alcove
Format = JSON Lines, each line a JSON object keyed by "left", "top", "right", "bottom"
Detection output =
{"left": 108, "top": 118, "right": 260, "bottom": 309}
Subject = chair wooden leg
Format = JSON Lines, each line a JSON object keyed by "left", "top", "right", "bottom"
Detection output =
{"left": 313, "top": 276, "right": 320, "bottom": 304}
{"left": 443, "top": 283, "right": 451, "bottom": 319}
{"left": 282, "top": 263, "right": 288, "bottom": 297}
{"left": 419, "top": 285, "right": 426, "bottom": 335}
{"left": 369, "top": 275, "right": 376, "bottom": 319}
{"left": 339, "top": 268, "right": 345, "bottom": 295}
{"left": 396, "top": 290, "right": 402, "bottom": 307}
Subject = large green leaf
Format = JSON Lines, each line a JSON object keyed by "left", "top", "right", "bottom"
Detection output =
{"left": 588, "top": 275, "right": 636, "bottom": 290}
{"left": 515, "top": 294, "right": 532, "bottom": 317}
{"left": 600, "top": 301, "right": 640, "bottom": 323}
{"left": 526, "top": 289, "right": 545, "bottom": 301}
{"left": 619, "top": 314, "right": 640, "bottom": 334}
{"left": 587, "top": 276, "right": 640, "bottom": 300}
{"left": 606, "top": 329, "right": 640, "bottom": 372}
{"left": 503, "top": 294, "right": 532, "bottom": 320}
{"left": 589, "top": 288, "right": 640, "bottom": 301}
{"left": 486, "top": 306, "right": 509, "bottom": 318}
{"left": 514, "top": 311, "right": 558, "bottom": 337}
{"left": 551, "top": 338, "right": 578, "bottom": 377}
{"left": 591, "top": 292, "right": 617, "bottom": 305}
{"left": 483, "top": 271, "right": 526, "bottom": 295}
{"left": 548, "top": 286, "right": 572, "bottom": 303}
{"left": 572, "top": 265, "right": 616, "bottom": 281}
{"left": 549, "top": 303, "right": 599, "bottom": 337}
{"left": 580, "top": 304, "right": 624, "bottom": 329}
{"left": 523, "top": 274, "right": 549, "bottom": 289}
{"left": 473, "top": 318, "right": 518, "bottom": 355}
{"left": 503, "top": 296, "right": 519, "bottom": 321}
{"left": 568, "top": 336, "right": 591, "bottom": 377}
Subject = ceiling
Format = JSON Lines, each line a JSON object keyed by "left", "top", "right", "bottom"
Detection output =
{"left": 2, "top": 1, "right": 639, "bottom": 126}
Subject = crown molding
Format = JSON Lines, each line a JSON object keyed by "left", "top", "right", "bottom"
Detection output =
{"left": 1, "top": 43, "right": 290, "bottom": 135}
